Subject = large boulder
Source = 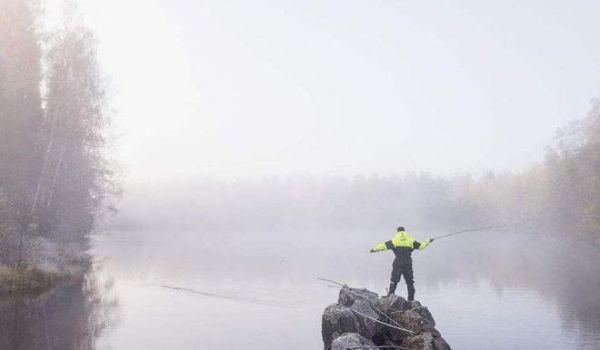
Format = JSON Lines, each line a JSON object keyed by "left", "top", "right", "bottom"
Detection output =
{"left": 322, "top": 304, "right": 361, "bottom": 349}
{"left": 388, "top": 309, "right": 439, "bottom": 341}
{"left": 402, "top": 332, "right": 435, "bottom": 350}
{"left": 338, "top": 285, "right": 380, "bottom": 307}
{"left": 322, "top": 285, "right": 451, "bottom": 349}
{"left": 433, "top": 337, "right": 452, "bottom": 350}
{"left": 337, "top": 286, "right": 384, "bottom": 339}
{"left": 351, "top": 298, "right": 381, "bottom": 339}
{"left": 412, "top": 306, "right": 435, "bottom": 326}
{"left": 406, "top": 300, "right": 422, "bottom": 309}
{"left": 379, "top": 294, "right": 408, "bottom": 314}
{"left": 331, "top": 333, "right": 376, "bottom": 350}
{"left": 401, "top": 332, "right": 452, "bottom": 350}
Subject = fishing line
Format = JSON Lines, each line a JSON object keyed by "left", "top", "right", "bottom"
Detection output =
{"left": 432, "top": 223, "right": 520, "bottom": 240}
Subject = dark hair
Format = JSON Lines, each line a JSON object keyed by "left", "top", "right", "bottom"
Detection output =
{"left": 397, "top": 226, "right": 405, "bottom": 232}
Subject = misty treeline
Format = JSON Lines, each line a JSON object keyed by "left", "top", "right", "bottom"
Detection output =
{"left": 0, "top": 0, "right": 113, "bottom": 270}
{"left": 119, "top": 102, "right": 600, "bottom": 244}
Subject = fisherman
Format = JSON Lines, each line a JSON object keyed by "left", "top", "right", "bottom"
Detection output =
{"left": 370, "top": 226, "right": 433, "bottom": 301}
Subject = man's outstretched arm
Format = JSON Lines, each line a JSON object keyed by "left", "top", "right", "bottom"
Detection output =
{"left": 370, "top": 240, "right": 395, "bottom": 253}
{"left": 413, "top": 238, "right": 434, "bottom": 251}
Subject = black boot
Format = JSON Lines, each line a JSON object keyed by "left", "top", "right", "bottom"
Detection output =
{"left": 388, "top": 282, "right": 397, "bottom": 296}
{"left": 407, "top": 283, "right": 415, "bottom": 301}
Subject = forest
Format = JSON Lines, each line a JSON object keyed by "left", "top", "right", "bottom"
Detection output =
{"left": 0, "top": 0, "right": 113, "bottom": 291}
{"left": 118, "top": 102, "right": 600, "bottom": 246}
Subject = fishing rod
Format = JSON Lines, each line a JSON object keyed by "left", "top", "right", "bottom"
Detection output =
{"left": 432, "top": 223, "right": 520, "bottom": 241}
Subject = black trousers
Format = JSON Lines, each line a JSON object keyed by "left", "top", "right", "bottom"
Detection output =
{"left": 390, "top": 260, "right": 415, "bottom": 300}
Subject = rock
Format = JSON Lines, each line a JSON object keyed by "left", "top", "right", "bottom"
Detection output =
{"left": 331, "top": 333, "right": 376, "bottom": 350}
{"left": 322, "top": 304, "right": 361, "bottom": 349}
{"left": 405, "top": 300, "right": 422, "bottom": 309}
{"left": 321, "top": 285, "right": 450, "bottom": 349}
{"left": 395, "top": 310, "right": 435, "bottom": 332}
{"left": 337, "top": 285, "right": 383, "bottom": 339}
{"left": 339, "top": 285, "right": 380, "bottom": 307}
{"left": 402, "top": 332, "right": 435, "bottom": 350}
{"left": 350, "top": 298, "right": 380, "bottom": 339}
{"left": 389, "top": 310, "right": 439, "bottom": 342}
{"left": 412, "top": 306, "right": 435, "bottom": 326}
{"left": 403, "top": 332, "right": 452, "bottom": 350}
{"left": 379, "top": 294, "right": 408, "bottom": 314}
{"left": 433, "top": 337, "right": 452, "bottom": 350}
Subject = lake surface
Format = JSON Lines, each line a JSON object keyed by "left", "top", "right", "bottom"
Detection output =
{"left": 2, "top": 229, "right": 600, "bottom": 349}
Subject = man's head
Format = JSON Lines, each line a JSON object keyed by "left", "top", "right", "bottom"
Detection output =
{"left": 397, "top": 226, "right": 405, "bottom": 232}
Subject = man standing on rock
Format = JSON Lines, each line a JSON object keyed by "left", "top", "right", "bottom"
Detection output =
{"left": 370, "top": 226, "right": 433, "bottom": 301}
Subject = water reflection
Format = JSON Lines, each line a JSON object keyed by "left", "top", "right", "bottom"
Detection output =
{"left": 89, "top": 229, "right": 600, "bottom": 349}
{"left": 418, "top": 232, "right": 600, "bottom": 342}
{"left": 0, "top": 265, "right": 118, "bottom": 350}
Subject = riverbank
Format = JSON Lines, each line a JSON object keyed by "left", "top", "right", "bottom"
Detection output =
{"left": 0, "top": 265, "right": 57, "bottom": 296}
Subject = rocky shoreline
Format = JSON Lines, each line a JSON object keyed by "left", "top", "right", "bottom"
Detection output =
{"left": 322, "top": 285, "right": 451, "bottom": 349}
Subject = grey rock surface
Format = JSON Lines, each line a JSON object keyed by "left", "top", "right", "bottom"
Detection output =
{"left": 390, "top": 309, "right": 437, "bottom": 335}
{"left": 379, "top": 294, "right": 408, "bottom": 314}
{"left": 331, "top": 333, "right": 376, "bottom": 350}
{"left": 412, "top": 306, "right": 435, "bottom": 326}
{"left": 338, "top": 285, "right": 380, "bottom": 307}
{"left": 402, "top": 332, "right": 435, "bottom": 350}
{"left": 322, "top": 303, "right": 361, "bottom": 349}
{"left": 322, "top": 285, "right": 451, "bottom": 350}
{"left": 433, "top": 337, "right": 452, "bottom": 350}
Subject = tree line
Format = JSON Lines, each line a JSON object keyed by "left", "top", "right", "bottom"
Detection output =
{"left": 117, "top": 102, "right": 600, "bottom": 245}
{"left": 0, "top": 0, "right": 113, "bottom": 270}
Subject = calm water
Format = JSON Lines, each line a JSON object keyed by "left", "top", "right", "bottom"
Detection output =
{"left": 2, "top": 229, "right": 600, "bottom": 349}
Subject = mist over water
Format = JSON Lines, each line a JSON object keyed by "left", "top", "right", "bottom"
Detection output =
{"left": 84, "top": 227, "right": 600, "bottom": 349}
{"left": 2, "top": 226, "right": 597, "bottom": 349}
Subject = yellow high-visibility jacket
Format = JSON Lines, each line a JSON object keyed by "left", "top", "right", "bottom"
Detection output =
{"left": 371, "top": 231, "right": 432, "bottom": 263}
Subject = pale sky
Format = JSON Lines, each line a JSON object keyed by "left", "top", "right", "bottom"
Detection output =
{"left": 78, "top": 0, "right": 600, "bottom": 181}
